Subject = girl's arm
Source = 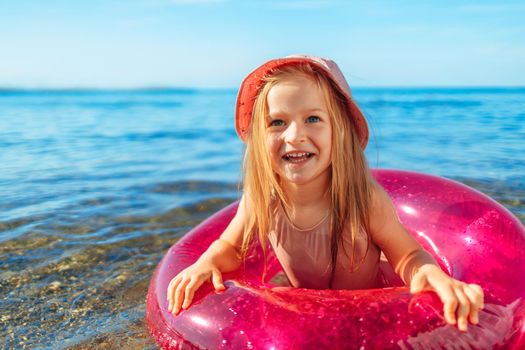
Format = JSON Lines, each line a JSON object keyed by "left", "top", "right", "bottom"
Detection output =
{"left": 369, "top": 183, "right": 484, "bottom": 332}
{"left": 167, "top": 194, "right": 247, "bottom": 315}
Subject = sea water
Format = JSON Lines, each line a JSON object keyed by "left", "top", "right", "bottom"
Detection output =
{"left": 0, "top": 88, "right": 523, "bottom": 348}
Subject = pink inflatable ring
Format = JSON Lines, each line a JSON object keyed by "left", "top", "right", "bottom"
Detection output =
{"left": 146, "top": 169, "right": 525, "bottom": 349}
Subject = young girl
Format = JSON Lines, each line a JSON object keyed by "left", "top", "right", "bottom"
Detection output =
{"left": 166, "top": 55, "right": 484, "bottom": 332}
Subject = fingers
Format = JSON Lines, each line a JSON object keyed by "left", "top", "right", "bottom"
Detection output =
{"left": 413, "top": 266, "right": 485, "bottom": 333}
{"left": 182, "top": 278, "right": 204, "bottom": 310}
{"left": 212, "top": 269, "right": 225, "bottom": 291}
{"left": 454, "top": 287, "right": 470, "bottom": 332}
{"left": 179, "top": 270, "right": 226, "bottom": 312}
{"left": 167, "top": 276, "right": 181, "bottom": 312}
{"left": 437, "top": 285, "right": 458, "bottom": 326}
{"left": 464, "top": 283, "right": 484, "bottom": 325}
{"left": 166, "top": 267, "right": 225, "bottom": 316}
{"left": 467, "top": 283, "right": 484, "bottom": 309}
{"left": 173, "top": 277, "right": 190, "bottom": 315}
{"left": 434, "top": 281, "right": 484, "bottom": 332}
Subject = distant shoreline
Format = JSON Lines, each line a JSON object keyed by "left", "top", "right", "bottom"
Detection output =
{"left": 1, "top": 86, "right": 525, "bottom": 94}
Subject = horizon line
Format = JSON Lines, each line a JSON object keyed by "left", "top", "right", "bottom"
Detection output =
{"left": 1, "top": 85, "right": 525, "bottom": 92}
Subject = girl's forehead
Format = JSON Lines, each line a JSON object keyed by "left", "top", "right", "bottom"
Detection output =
{"left": 267, "top": 87, "right": 327, "bottom": 117}
{"left": 267, "top": 77, "right": 327, "bottom": 112}
{"left": 268, "top": 76, "right": 322, "bottom": 99}
{"left": 270, "top": 73, "right": 318, "bottom": 88}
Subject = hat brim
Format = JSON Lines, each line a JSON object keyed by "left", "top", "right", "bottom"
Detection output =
{"left": 235, "top": 56, "right": 369, "bottom": 149}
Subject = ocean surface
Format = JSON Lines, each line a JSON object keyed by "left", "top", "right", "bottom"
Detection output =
{"left": 1, "top": 87, "right": 524, "bottom": 349}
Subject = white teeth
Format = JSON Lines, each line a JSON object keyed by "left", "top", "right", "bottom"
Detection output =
{"left": 286, "top": 152, "right": 310, "bottom": 158}
{"left": 283, "top": 152, "right": 312, "bottom": 164}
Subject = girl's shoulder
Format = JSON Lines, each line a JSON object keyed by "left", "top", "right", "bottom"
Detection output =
{"left": 369, "top": 181, "right": 395, "bottom": 220}
{"left": 370, "top": 180, "right": 387, "bottom": 203}
{"left": 367, "top": 180, "right": 404, "bottom": 243}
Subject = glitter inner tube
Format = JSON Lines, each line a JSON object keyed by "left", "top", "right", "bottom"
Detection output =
{"left": 146, "top": 169, "right": 525, "bottom": 349}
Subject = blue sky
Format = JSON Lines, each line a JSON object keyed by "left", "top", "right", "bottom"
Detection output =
{"left": 1, "top": 0, "right": 524, "bottom": 88}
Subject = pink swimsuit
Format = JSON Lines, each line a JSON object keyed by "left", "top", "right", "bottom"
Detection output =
{"left": 268, "top": 204, "right": 436, "bottom": 290}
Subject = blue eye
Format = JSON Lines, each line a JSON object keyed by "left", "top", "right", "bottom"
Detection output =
{"left": 269, "top": 119, "right": 285, "bottom": 127}
{"left": 307, "top": 116, "right": 320, "bottom": 123}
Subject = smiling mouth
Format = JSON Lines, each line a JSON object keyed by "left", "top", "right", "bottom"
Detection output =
{"left": 282, "top": 152, "right": 314, "bottom": 163}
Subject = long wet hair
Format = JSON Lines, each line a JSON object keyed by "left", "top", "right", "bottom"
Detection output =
{"left": 240, "top": 63, "right": 375, "bottom": 287}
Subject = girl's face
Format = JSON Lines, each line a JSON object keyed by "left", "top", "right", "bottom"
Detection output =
{"left": 265, "top": 75, "right": 332, "bottom": 187}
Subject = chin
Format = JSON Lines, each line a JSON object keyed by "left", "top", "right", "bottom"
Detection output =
{"left": 284, "top": 177, "right": 310, "bottom": 186}
{"left": 282, "top": 172, "right": 322, "bottom": 186}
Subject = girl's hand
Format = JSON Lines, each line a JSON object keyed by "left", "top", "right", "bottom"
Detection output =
{"left": 166, "top": 259, "right": 226, "bottom": 315}
{"left": 410, "top": 264, "right": 484, "bottom": 332}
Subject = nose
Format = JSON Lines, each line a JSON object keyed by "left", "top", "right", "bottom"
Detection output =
{"left": 283, "top": 122, "right": 306, "bottom": 144}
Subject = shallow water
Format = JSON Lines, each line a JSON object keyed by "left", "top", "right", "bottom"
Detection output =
{"left": 0, "top": 88, "right": 523, "bottom": 349}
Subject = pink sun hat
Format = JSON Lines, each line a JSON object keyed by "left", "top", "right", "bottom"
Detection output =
{"left": 235, "top": 54, "right": 369, "bottom": 149}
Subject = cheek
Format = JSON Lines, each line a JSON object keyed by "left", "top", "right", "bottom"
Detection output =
{"left": 315, "top": 129, "right": 332, "bottom": 155}
{"left": 319, "top": 136, "right": 333, "bottom": 165}
{"left": 326, "top": 145, "right": 333, "bottom": 165}
{"left": 325, "top": 140, "right": 332, "bottom": 158}
{"left": 266, "top": 135, "right": 280, "bottom": 158}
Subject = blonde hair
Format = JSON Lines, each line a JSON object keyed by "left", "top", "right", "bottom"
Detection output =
{"left": 240, "top": 63, "right": 375, "bottom": 287}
